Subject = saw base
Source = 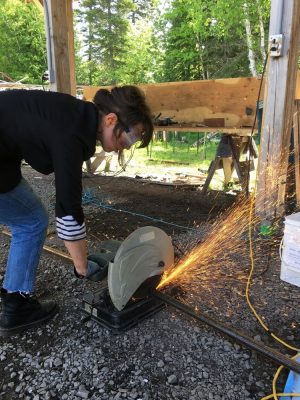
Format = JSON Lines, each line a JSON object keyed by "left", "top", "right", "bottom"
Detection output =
{"left": 82, "top": 287, "right": 164, "bottom": 334}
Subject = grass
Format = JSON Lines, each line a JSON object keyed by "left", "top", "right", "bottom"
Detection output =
{"left": 116, "top": 134, "right": 227, "bottom": 190}
{"left": 138, "top": 132, "right": 219, "bottom": 170}
{"left": 94, "top": 133, "right": 257, "bottom": 192}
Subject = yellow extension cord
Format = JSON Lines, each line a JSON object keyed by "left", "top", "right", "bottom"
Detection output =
{"left": 245, "top": 52, "right": 300, "bottom": 399}
{"left": 248, "top": 193, "right": 300, "bottom": 400}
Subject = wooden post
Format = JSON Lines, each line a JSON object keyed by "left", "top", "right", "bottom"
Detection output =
{"left": 43, "top": 0, "right": 76, "bottom": 96}
{"left": 255, "top": 0, "right": 300, "bottom": 219}
{"left": 294, "top": 102, "right": 300, "bottom": 206}
{"left": 222, "top": 158, "right": 233, "bottom": 185}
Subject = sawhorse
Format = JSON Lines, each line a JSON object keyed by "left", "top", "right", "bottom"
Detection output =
{"left": 202, "top": 134, "right": 258, "bottom": 193}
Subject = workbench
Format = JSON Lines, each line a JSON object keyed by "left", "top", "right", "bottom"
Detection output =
{"left": 83, "top": 77, "right": 261, "bottom": 189}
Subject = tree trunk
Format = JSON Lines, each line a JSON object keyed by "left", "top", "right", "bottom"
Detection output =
{"left": 257, "top": 0, "right": 266, "bottom": 63}
{"left": 243, "top": 2, "right": 258, "bottom": 77}
{"left": 88, "top": 23, "right": 92, "bottom": 86}
{"left": 107, "top": 0, "right": 116, "bottom": 84}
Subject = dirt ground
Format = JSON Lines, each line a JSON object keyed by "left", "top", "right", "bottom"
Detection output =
{"left": 26, "top": 165, "right": 300, "bottom": 346}
{"left": 1, "top": 165, "right": 300, "bottom": 399}
{"left": 82, "top": 174, "right": 235, "bottom": 241}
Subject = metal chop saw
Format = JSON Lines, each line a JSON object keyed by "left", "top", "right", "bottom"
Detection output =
{"left": 81, "top": 226, "right": 300, "bottom": 375}
{"left": 82, "top": 226, "right": 174, "bottom": 333}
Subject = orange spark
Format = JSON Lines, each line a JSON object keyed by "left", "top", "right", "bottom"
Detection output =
{"left": 157, "top": 196, "right": 259, "bottom": 290}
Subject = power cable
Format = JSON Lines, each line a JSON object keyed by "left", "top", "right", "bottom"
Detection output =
{"left": 82, "top": 190, "right": 202, "bottom": 232}
{"left": 244, "top": 50, "right": 300, "bottom": 399}
{"left": 244, "top": 54, "right": 269, "bottom": 197}
{"left": 82, "top": 144, "right": 136, "bottom": 185}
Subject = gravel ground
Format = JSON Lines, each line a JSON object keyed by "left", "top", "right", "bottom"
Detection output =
{"left": 0, "top": 166, "right": 299, "bottom": 400}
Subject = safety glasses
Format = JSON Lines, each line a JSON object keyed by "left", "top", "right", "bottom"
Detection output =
{"left": 117, "top": 115, "right": 143, "bottom": 149}
{"left": 119, "top": 129, "right": 142, "bottom": 150}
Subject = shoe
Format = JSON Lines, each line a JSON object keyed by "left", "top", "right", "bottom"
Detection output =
{"left": 0, "top": 289, "right": 58, "bottom": 337}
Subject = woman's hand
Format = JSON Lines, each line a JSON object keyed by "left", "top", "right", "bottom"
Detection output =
{"left": 73, "top": 259, "right": 108, "bottom": 281}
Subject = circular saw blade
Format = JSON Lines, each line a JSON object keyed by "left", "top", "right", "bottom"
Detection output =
{"left": 108, "top": 226, "right": 174, "bottom": 311}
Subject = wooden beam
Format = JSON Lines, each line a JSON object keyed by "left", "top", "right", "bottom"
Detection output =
{"left": 255, "top": 0, "right": 300, "bottom": 219}
{"left": 296, "top": 70, "right": 300, "bottom": 100}
{"left": 83, "top": 77, "right": 263, "bottom": 129}
{"left": 44, "top": 0, "right": 76, "bottom": 95}
{"left": 153, "top": 126, "right": 254, "bottom": 135}
{"left": 1, "top": 229, "right": 72, "bottom": 261}
{"left": 294, "top": 102, "right": 300, "bottom": 206}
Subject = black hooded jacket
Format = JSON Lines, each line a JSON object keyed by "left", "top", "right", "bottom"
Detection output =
{"left": 0, "top": 89, "right": 98, "bottom": 240}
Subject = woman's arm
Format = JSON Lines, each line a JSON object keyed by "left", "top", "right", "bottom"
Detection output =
{"left": 64, "top": 238, "right": 87, "bottom": 276}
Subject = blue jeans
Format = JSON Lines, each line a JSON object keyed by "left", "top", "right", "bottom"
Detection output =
{"left": 0, "top": 178, "right": 48, "bottom": 293}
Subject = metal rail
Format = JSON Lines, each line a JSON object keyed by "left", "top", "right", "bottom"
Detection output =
{"left": 153, "top": 291, "right": 300, "bottom": 374}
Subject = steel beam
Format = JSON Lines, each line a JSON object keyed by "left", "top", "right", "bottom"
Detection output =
{"left": 153, "top": 291, "right": 300, "bottom": 374}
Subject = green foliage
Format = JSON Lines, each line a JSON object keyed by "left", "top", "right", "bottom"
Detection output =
{"left": 129, "top": 0, "right": 157, "bottom": 23}
{"left": 0, "top": 0, "right": 46, "bottom": 84}
{"left": 162, "top": 0, "right": 200, "bottom": 81}
{"left": 210, "top": 0, "right": 271, "bottom": 74}
{"left": 0, "top": 0, "right": 272, "bottom": 87}
{"left": 154, "top": 0, "right": 270, "bottom": 82}
{"left": 117, "top": 22, "right": 158, "bottom": 84}
{"left": 76, "top": 0, "right": 134, "bottom": 86}
{"left": 144, "top": 132, "right": 218, "bottom": 166}
{"left": 75, "top": 0, "right": 159, "bottom": 85}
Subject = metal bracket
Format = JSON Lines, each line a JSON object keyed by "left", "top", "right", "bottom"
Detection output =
{"left": 269, "top": 34, "right": 283, "bottom": 57}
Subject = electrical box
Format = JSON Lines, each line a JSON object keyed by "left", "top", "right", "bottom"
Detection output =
{"left": 269, "top": 34, "right": 283, "bottom": 57}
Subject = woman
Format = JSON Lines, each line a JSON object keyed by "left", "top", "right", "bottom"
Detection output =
{"left": 0, "top": 85, "right": 153, "bottom": 337}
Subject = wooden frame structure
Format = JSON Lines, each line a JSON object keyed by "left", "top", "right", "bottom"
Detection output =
{"left": 84, "top": 78, "right": 262, "bottom": 186}
{"left": 294, "top": 101, "right": 300, "bottom": 206}
{"left": 83, "top": 77, "right": 262, "bottom": 131}
{"left": 30, "top": 0, "right": 76, "bottom": 95}
{"left": 33, "top": 0, "right": 300, "bottom": 213}
{"left": 256, "top": 0, "right": 300, "bottom": 219}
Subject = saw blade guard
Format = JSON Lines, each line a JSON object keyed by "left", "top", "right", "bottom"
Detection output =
{"left": 108, "top": 226, "right": 174, "bottom": 311}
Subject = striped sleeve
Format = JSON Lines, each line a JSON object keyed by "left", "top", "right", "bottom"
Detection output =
{"left": 56, "top": 215, "right": 86, "bottom": 241}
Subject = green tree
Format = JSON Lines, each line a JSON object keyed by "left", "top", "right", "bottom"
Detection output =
{"left": 0, "top": 0, "right": 46, "bottom": 84}
{"left": 154, "top": 0, "right": 270, "bottom": 82}
{"left": 162, "top": 0, "right": 199, "bottom": 81}
{"left": 118, "top": 21, "right": 157, "bottom": 84}
{"left": 130, "top": 0, "right": 157, "bottom": 23}
{"left": 209, "top": 0, "right": 271, "bottom": 75}
{"left": 76, "top": 0, "right": 134, "bottom": 86}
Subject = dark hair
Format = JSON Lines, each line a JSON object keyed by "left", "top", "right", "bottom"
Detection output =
{"left": 93, "top": 85, "right": 153, "bottom": 148}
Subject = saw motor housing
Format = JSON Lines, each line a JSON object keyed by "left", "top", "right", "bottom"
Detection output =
{"left": 108, "top": 226, "right": 174, "bottom": 311}
{"left": 81, "top": 226, "right": 174, "bottom": 332}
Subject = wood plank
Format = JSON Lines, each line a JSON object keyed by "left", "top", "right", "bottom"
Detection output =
{"left": 202, "top": 158, "right": 221, "bottom": 193}
{"left": 228, "top": 136, "right": 244, "bottom": 183}
{"left": 89, "top": 150, "right": 107, "bottom": 172}
{"left": 153, "top": 126, "right": 253, "bottom": 135}
{"left": 83, "top": 73, "right": 299, "bottom": 129}
{"left": 256, "top": 0, "right": 300, "bottom": 219}
{"left": 1, "top": 229, "right": 72, "bottom": 261}
{"left": 203, "top": 118, "right": 225, "bottom": 127}
{"left": 296, "top": 70, "right": 300, "bottom": 100}
{"left": 66, "top": 0, "right": 76, "bottom": 95}
{"left": 294, "top": 102, "right": 300, "bottom": 206}
{"left": 222, "top": 158, "right": 233, "bottom": 185}
{"left": 83, "top": 77, "right": 263, "bottom": 129}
